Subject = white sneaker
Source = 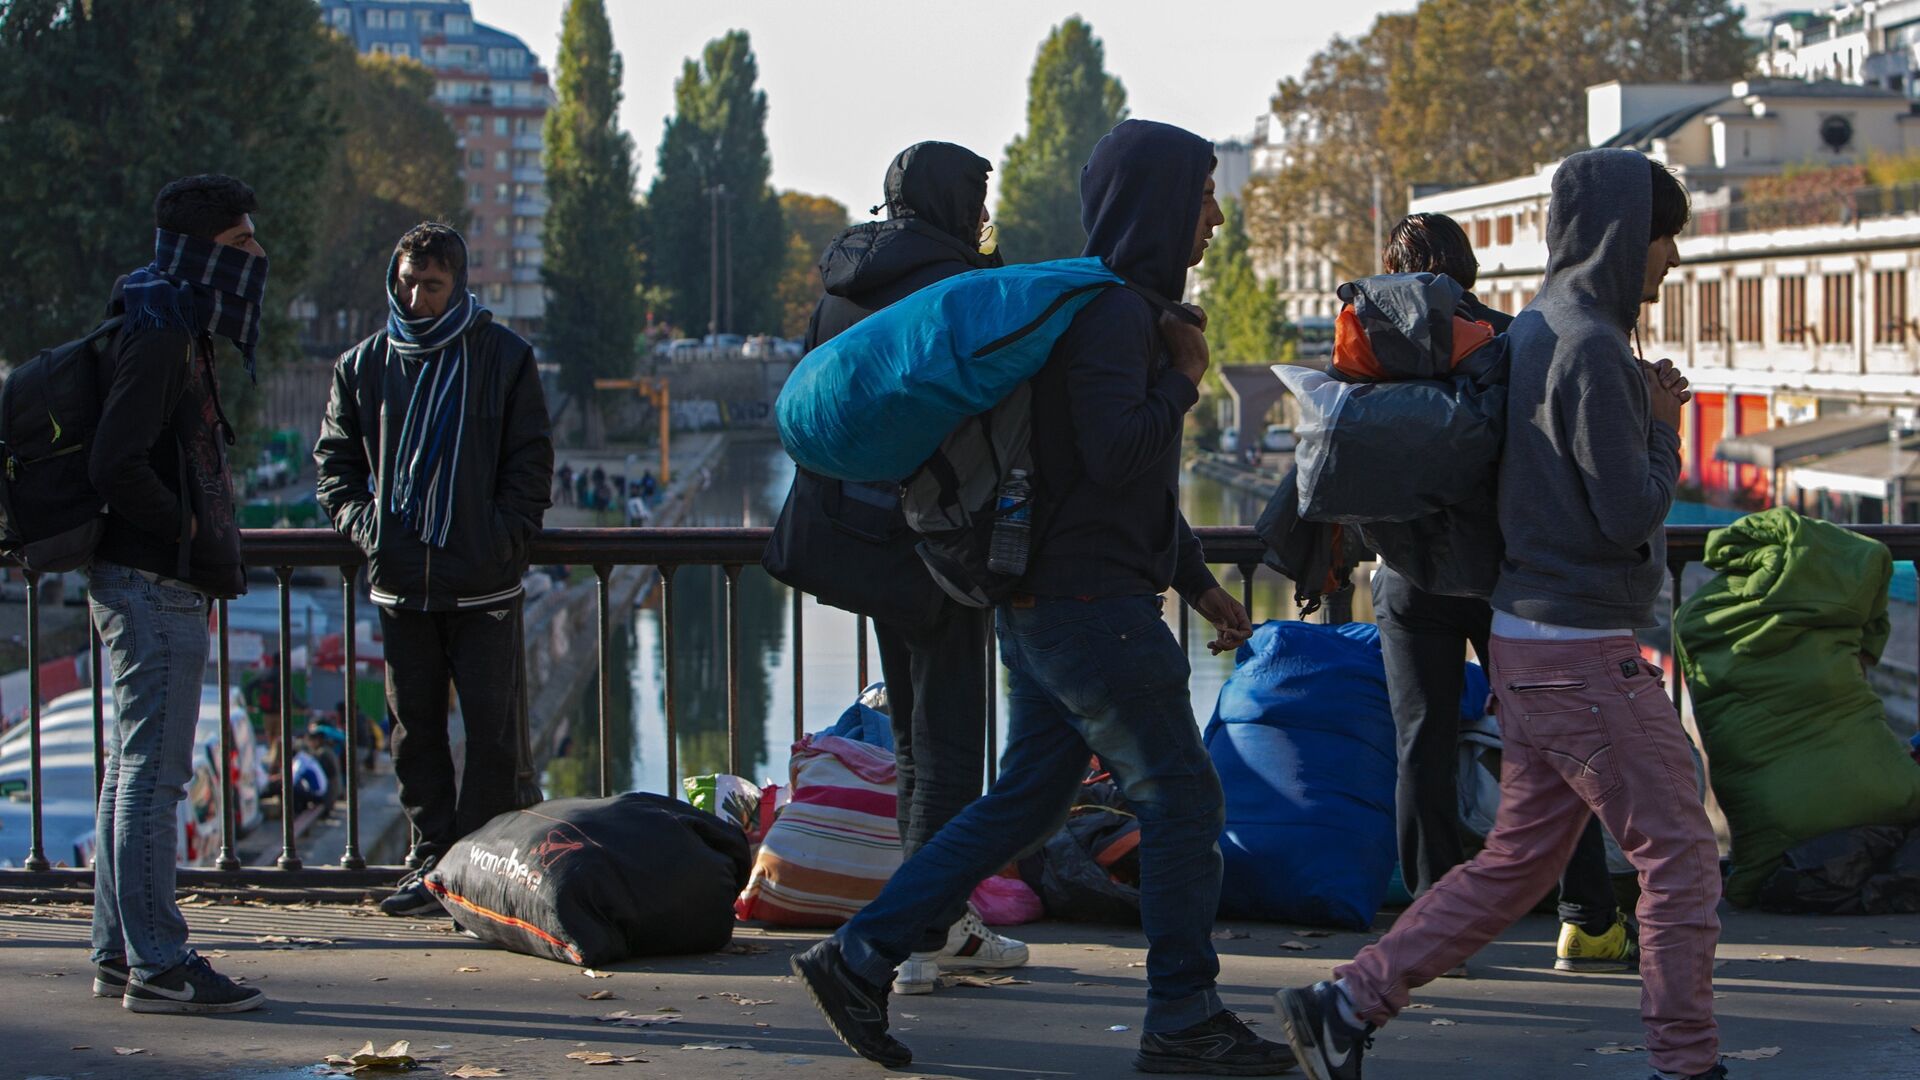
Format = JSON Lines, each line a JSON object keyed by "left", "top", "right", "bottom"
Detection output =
{"left": 890, "top": 906, "right": 1031, "bottom": 995}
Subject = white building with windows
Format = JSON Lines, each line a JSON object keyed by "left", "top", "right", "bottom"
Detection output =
{"left": 1246, "top": 109, "right": 1342, "bottom": 325}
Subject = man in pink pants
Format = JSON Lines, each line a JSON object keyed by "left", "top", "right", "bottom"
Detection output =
{"left": 1276, "top": 149, "right": 1727, "bottom": 1080}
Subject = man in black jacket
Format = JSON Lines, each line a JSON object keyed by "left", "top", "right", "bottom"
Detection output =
{"left": 792, "top": 121, "right": 1293, "bottom": 1076}
{"left": 770, "top": 141, "right": 1028, "bottom": 996}
{"left": 314, "top": 223, "right": 553, "bottom": 916}
{"left": 1373, "top": 213, "right": 1634, "bottom": 976}
{"left": 87, "top": 174, "right": 265, "bottom": 1014}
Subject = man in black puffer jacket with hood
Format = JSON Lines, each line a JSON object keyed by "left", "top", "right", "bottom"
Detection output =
{"left": 769, "top": 142, "right": 1029, "bottom": 995}
{"left": 792, "top": 121, "right": 1292, "bottom": 1077}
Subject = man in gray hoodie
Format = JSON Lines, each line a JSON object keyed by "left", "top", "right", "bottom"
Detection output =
{"left": 1276, "top": 150, "right": 1725, "bottom": 1080}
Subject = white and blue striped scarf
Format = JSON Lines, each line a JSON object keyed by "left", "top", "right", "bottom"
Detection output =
{"left": 385, "top": 251, "right": 485, "bottom": 549}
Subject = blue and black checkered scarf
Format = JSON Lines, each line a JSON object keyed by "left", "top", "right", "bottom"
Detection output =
{"left": 121, "top": 228, "right": 269, "bottom": 380}
{"left": 385, "top": 241, "right": 487, "bottom": 549}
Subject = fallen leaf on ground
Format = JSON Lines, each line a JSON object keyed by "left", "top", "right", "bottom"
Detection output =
{"left": 1404, "top": 1004, "right": 1433, "bottom": 1010}
{"left": 370, "top": 977, "right": 388, "bottom": 982}
{"left": 70, "top": 1046, "right": 89, "bottom": 1051}
{"left": 1278, "top": 941, "right": 1320, "bottom": 952}
{"left": 716, "top": 992, "right": 772, "bottom": 1006}
{"left": 324, "top": 1040, "right": 416, "bottom": 1071}
{"left": 1592, "top": 1044, "right": 1646, "bottom": 1055}
{"left": 567, "top": 1050, "right": 649, "bottom": 1066}
{"left": 578, "top": 990, "right": 617, "bottom": 1000}
{"left": 1749, "top": 953, "right": 1806, "bottom": 963}
{"left": 1721, "top": 1048, "right": 1780, "bottom": 1061}
{"left": 457, "top": 966, "right": 482, "bottom": 973}
{"left": 254, "top": 934, "right": 335, "bottom": 949}
{"left": 594, "top": 1010, "right": 681, "bottom": 1027}
{"left": 1126, "top": 961, "right": 1147, "bottom": 968}
{"left": 1430, "top": 1019, "right": 1457, "bottom": 1027}
{"left": 449, "top": 1068, "right": 505, "bottom": 1078}
{"left": 1293, "top": 929, "right": 1333, "bottom": 938}
{"left": 721, "top": 941, "right": 769, "bottom": 955}
{"left": 1889, "top": 939, "right": 1918, "bottom": 946}
{"left": 1211, "top": 929, "right": 1249, "bottom": 940}
{"left": 582, "top": 968, "right": 613, "bottom": 978}
{"left": 940, "top": 974, "right": 1030, "bottom": 988}
{"left": 1108, "top": 1025, "right": 1130, "bottom": 1032}
{"left": 679, "top": 1043, "right": 750, "bottom": 1051}
{"left": 113, "top": 1047, "right": 144, "bottom": 1056}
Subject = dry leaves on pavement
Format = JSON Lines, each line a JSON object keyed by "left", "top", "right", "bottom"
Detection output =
{"left": 578, "top": 989, "right": 617, "bottom": 1000}
{"left": 593, "top": 1010, "right": 682, "bottom": 1027}
{"left": 582, "top": 968, "right": 613, "bottom": 978}
{"left": 448, "top": 1069, "right": 506, "bottom": 1079}
{"left": 1722, "top": 1048, "right": 1782, "bottom": 1061}
{"left": 939, "top": 974, "right": 1029, "bottom": 988}
{"left": 566, "top": 1050, "right": 649, "bottom": 1066}
{"left": 113, "top": 1047, "right": 145, "bottom": 1056}
{"left": 324, "top": 1040, "right": 417, "bottom": 1073}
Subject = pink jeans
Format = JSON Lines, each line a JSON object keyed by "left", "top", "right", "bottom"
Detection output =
{"left": 1336, "top": 634, "right": 1722, "bottom": 1076}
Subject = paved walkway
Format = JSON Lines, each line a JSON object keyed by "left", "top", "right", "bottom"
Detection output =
{"left": 3, "top": 902, "right": 1914, "bottom": 1078}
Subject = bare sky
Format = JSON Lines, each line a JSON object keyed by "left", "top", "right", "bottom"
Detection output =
{"left": 476, "top": 1, "right": 1421, "bottom": 216}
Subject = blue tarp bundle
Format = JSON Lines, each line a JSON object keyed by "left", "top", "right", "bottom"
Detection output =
{"left": 1205, "top": 620, "right": 1488, "bottom": 927}
{"left": 774, "top": 257, "right": 1124, "bottom": 482}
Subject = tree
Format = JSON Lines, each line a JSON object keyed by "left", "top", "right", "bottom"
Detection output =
{"left": 774, "top": 192, "right": 849, "bottom": 338}
{"left": 1196, "top": 196, "right": 1285, "bottom": 380}
{"left": 996, "top": 17, "right": 1127, "bottom": 263}
{"left": 0, "top": 0, "right": 334, "bottom": 426}
{"left": 644, "top": 30, "right": 784, "bottom": 335}
{"left": 305, "top": 36, "right": 467, "bottom": 351}
{"left": 542, "top": 0, "right": 642, "bottom": 415}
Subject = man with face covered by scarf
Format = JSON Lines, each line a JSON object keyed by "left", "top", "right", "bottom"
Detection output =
{"left": 767, "top": 142, "right": 1031, "bottom": 994}
{"left": 315, "top": 223, "right": 553, "bottom": 918}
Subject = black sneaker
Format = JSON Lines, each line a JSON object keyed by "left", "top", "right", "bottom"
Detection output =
{"left": 790, "top": 938, "right": 912, "bottom": 1068}
{"left": 1135, "top": 1009, "right": 1298, "bottom": 1075}
{"left": 379, "top": 861, "right": 445, "bottom": 917}
{"left": 1276, "top": 982, "right": 1370, "bottom": 1080}
{"left": 93, "top": 956, "right": 129, "bottom": 998}
{"left": 1648, "top": 1067, "right": 1729, "bottom": 1080}
{"left": 123, "top": 951, "right": 265, "bottom": 1015}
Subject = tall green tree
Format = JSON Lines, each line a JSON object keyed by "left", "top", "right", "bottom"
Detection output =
{"left": 645, "top": 30, "right": 784, "bottom": 335}
{"left": 0, "top": 0, "right": 334, "bottom": 417}
{"left": 996, "top": 17, "right": 1128, "bottom": 262}
{"left": 542, "top": 0, "right": 642, "bottom": 410}
{"left": 306, "top": 36, "right": 467, "bottom": 350}
{"left": 774, "top": 191, "right": 849, "bottom": 338}
{"left": 1196, "top": 197, "right": 1284, "bottom": 378}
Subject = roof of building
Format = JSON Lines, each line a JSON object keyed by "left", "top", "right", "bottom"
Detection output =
{"left": 1599, "top": 80, "right": 1905, "bottom": 151}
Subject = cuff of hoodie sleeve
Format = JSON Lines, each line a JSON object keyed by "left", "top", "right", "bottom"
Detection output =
{"left": 1157, "top": 368, "right": 1201, "bottom": 413}
{"left": 1174, "top": 565, "right": 1220, "bottom": 610}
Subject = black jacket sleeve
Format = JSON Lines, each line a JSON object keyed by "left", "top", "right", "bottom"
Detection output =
{"left": 89, "top": 326, "right": 191, "bottom": 542}
{"left": 493, "top": 339, "right": 554, "bottom": 541}
{"left": 313, "top": 349, "right": 378, "bottom": 552}
{"left": 1172, "top": 510, "right": 1219, "bottom": 606}
{"left": 1065, "top": 296, "right": 1201, "bottom": 491}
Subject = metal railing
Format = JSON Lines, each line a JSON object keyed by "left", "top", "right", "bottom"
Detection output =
{"left": 1686, "top": 180, "right": 1920, "bottom": 238}
{"left": 1, "top": 523, "right": 1915, "bottom": 894}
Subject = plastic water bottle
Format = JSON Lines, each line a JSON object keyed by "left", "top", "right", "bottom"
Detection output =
{"left": 986, "top": 469, "right": 1033, "bottom": 577}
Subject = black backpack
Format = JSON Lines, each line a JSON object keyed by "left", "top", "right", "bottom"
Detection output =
{"left": 0, "top": 316, "right": 124, "bottom": 573}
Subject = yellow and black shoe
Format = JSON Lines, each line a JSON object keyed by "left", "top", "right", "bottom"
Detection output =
{"left": 1555, "top": 913, "right": 1639, "bottom": 973}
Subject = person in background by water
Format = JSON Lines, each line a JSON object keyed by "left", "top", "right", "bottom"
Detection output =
{"left": 1372, "top": 211, "right": 1635, "bottom": 980}
{"left": 315, "top": 222, "right": 553, "bottom": 919}
{"left": 1279, "top": 152, "right": 1726, "bottom": 1080}
{"left": 86, "top": 174, "right": 267, "bottom": 1015}
{"left": 792, "top": 121, "right": 1294, "bottom": 1076}
{"left": 556, "top": 462, "right": 574, "bottom": 506}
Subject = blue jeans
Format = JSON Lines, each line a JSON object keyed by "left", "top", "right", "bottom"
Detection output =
{"left": 837, "top": 594, "right": 1227, "bottom": 1032}
{"left": 87, "top": 560, "right": 209, "bottom": 979}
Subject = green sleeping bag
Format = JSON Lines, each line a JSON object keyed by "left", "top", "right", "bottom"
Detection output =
{"left": 1675, "top": 508, "right": 1920, "bottom": 905}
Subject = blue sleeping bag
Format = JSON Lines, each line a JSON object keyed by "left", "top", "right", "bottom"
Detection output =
{"left": 1205, "top": 620, "right": 1489, "bottom": 928}
{"left": 775, "top": 257, "right": 1125, "bottom": 483}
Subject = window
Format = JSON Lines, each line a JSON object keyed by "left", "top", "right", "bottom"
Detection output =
{"left": 517, "top": 117, "right": 536, "bottom": 135}
{"left": 494, "top": 150, "right": 509, "bottom": 171}
{"left": 1698, "top": 280, "right": 1724, "bottom": 341}
{"left": 511, "top": 249, "right": 531, "bottom": 268}
{"left": 494, "top": 116, "right": 510, "bottom": 136}
{"left": 389, "top": 10, "right": 405, "bottom": 28}
{"left": 367, "top": 8, "right": 385, "bottom": 28}
{"left": 472, "top": 215, "right": 484, "bottom": 236}
{"left": 494, "top": 216, "right": 510, "bottom": 237}
{"left": 466, "top": 115, "right": 483, "bottom": 134}
{"left": 447, "top": 15, "right": 471, "bottom": 34}
{"left": 512, "top": 215, "right": 529, "bottom": 234}
{"left": 1822, "top": 272, "right": 1855, "bottom": 344}
{"left": 1779, "top": 275, "right": 1808, "bottom": 342}
{"left": 488, "top": 282, "right": 506, "bottom": 303}
{"left": 330, "top": 8, "right": 352, "bottom": 29}
{"left": 1735, "top": 277, "right": 1764, "bottom": 343}
{"left": 468, "top": 182, "right": 482, "bottom": 202}
{"left": 1661, "top": 281, "right": 1687, "bottom": 342}
{"left": 370, "top": 41, "right": 389, "bottom": 55}
{"left": 497, "top": 250, "right": 510, "bottom": 270}
{"left": 495, "top": 182, "right": 509, "bottom": 204}
{"left": 415, "top": 10, "right": 434, "bottom": 29}
{"left": 468, "top": 149, "right": 484, "bottom": 169}
{"left": 1474, "top": 218, "right": 1491, "bottom": 248}
{"left": 1875, "top": 269, "right": 1908, "bottom": 344}
{"left": 1496, "top": 215, "right": 1514, "bottom": 246}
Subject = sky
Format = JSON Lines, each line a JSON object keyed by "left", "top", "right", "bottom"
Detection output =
{"left": 476, "top": 0, "right": 1423, "bottom": 217}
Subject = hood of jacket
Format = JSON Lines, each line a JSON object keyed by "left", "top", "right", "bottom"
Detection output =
{"left": 880, "top": 141, "right": 991, "bottom": 245}
{"left": 1538, "top": 149, "right": 1651, "bottom": 330}
{"left": 818, "top": 218, "right": 995, "bottom": 301}
{"left": 1080, "top": 119, "right": 1214, "bottom": 300}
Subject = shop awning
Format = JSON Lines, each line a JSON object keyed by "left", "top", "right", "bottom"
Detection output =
{"left": 1715, "top": 414, "right": 1889, "bottom": 469}
{"left": 1783, "top": 438, "right": 1920, "bottom": 500}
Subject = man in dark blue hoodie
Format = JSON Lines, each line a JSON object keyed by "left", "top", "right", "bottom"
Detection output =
{"left": 791, "top": 120, "right": 1291, "bottom": 1077}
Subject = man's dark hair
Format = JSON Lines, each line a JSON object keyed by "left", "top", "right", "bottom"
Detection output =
{"left": 1383, "top": 213, "right": 1478, "bottom": 289}
{"left": 153, "top": 174, "right": 257, "bottom": 241}
{"left": 396, "top": 222, "right": 466, "bottom": 276}
{"left": 1650, "top": 160, "right": 1691, "bottom": 240}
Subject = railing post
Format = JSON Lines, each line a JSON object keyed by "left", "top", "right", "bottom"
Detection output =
{"left": 23, "top": 572, "right": 47, "bottom": 871}
{"left": 595, "top": 564, "right": 613, "bottom": 798}
{"left": 275, "top": 567, "right": 301, "bottom": 871}
{"left": 214, "top": 599, "right": 240, "bottom": 872}
{"left": 856, "top": 614, "right": 869, "bottom": 691}
{"left": 790, "top": 586, "right": 805, "bottom": 745}
{"left": 1238, "top": 562, "right": 1258, "bottom": 623}
{"left": 1669, "top": 560, "right": 1688, "bottom": 712}
{"left": 339, "top": 571, "right": 365, "bottom": 870}
{"left": 659, "top": 566, "right": 680, "bottom": 799}
{"left": 724, "top": 563, "right": 743, "bottom": 779}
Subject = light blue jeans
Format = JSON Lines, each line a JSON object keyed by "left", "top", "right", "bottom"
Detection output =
{"left": 87, "top": 560, "right": 209, "bottom": 979}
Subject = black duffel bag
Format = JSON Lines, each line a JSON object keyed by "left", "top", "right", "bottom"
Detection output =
{"left": 763, "top": 467, "right": 944, "bottom": 633}
{"left": 426, "top": 793, "right": 750, "bottom": 967}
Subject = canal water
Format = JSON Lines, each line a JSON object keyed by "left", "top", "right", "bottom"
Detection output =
{"left": 542, "top": 436, "right": 1316, "bottom": 798}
